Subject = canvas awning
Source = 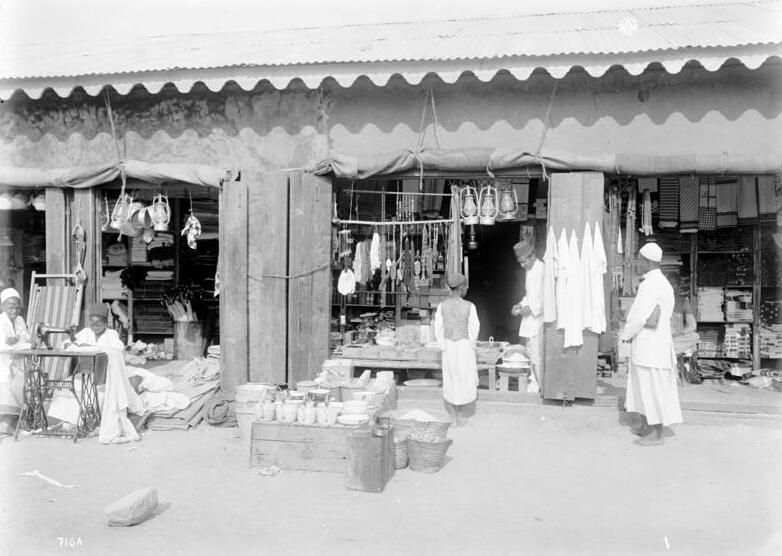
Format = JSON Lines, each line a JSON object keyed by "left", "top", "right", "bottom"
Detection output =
{"left": 310, "top": 148, "right": 782, "bottom": 179}
{"left": 0, "top": 160, "right": 235, "bottom": 189}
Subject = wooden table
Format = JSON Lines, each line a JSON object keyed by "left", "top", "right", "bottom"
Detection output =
{"left": 2, "top": 349, "right": 107, "bottom": 442}
{"left": 342, "top": 358, "right": 497, "bottom": 391}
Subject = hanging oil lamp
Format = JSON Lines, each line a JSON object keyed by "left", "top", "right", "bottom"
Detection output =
{"left": 460, "top": 184, "right": 479, "bottom": 226}
{"left": 478, "top": 180, "right": 499, "bottom": 226}
{"left": 151, "top": 193, "right": 171, "bottom": 231}
{"left": 110, "top": 190, "right": 133, "bottom": 231}
{"left": 497, "top": 182, "right": 519, "bottom": 222}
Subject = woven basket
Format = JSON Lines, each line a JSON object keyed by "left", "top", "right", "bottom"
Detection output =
{"left": 394, "top": 436, "right": 409, "bottom": 469}
{"left": 407, "top": 437, "right": 453, "bottom": 473}
{"left": 392, "top": 419, "right": 451, "bottom": 440}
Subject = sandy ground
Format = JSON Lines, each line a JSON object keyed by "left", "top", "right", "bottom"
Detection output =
{"left": 1, "top": 404, "right": 781, "bottom": 556}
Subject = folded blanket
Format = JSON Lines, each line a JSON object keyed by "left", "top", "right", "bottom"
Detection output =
{"left": 658, "top": 176, "right": 679, "bottom": 228}
{"left": 698, "top": 176, "right": 716, "bottom": 231}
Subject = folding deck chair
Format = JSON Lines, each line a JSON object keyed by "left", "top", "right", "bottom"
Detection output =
{"left": 15, "top": 273, "right": 104, "bottom": 440}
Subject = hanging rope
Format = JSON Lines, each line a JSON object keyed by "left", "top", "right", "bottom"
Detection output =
{"left": 248, "top": 262, "right": 331, "bottom": 282}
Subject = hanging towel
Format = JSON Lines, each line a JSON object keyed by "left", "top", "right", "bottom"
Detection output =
{"left": 555, "top": 228, "right": 569, "bottom": 330}
{"left": 542, "top": 226, "right": 558, "bottom": 323}
{"left": 590, "top": 222, "right": 608, "bottom": 334}
{"left": 679, "top": 176, "right": 699, "bottom": 233}
{"left": 715, "top": 178, "right": 738, "bottom": 228}
{"left": 698, "top": 177, "right": 717, "bottom": 231}
{"left": 776, "top": 174, "right": 782, "bottom": 227}
{"left": 370, "top": 233, "right": 381, "bottom": 272}
{"left": 758, "top": 176, "right": 776, "bottom": 223}
{"left": 640, "top": 190, "right": 653, "bottom": 236}
{"left": 353, "top": 241, "right": 365, "bottom": 285}
{"left": 580, "top": 222, "right": 595, "bottom": 332}
{"left": 514, "top": 179, "right": 530, "bottom": 222}
{"left": 658, "top": 177, "right": 679, "bottom": 228}
{"left": 564, "top": 230, "right": 583, "bottom": 348}
{"left": 637, "top": 177, "right": 658, "bottom": 193}
{"left": 737, "top": 176, "right": 758, "bottom": 225}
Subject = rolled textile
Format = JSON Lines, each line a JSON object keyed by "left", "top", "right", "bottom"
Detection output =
{"left": 658, "top": 176, "right": 679, "bottom": 228}
{"left": 737, "top": 176, "right": 758, "bottom": 225}
{"left": 679, "top": 176, "right": 699, "bottom": 233}
{"left": 715, "top": 177, "right": 738, "bottom": 228}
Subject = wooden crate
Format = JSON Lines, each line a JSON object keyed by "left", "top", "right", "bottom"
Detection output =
{"left": 250, "top": 421, "right": 351, "bottom": 473}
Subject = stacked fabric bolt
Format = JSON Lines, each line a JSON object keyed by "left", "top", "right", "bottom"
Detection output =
{"left": 723, "top": 324, "right": 752, "bottom": 358}
{"left": 724, "top": 289, "right": 753, "bottom": 322}
{"left": 105, "top": 242, "right": 128, "bottom": 266}
{"left": 146, "top": 270, "right": 174, "bottom": 282}
{"left": 101, "top": 270, "right": 126, "bottom": 299}
{"left": 130, "top": 236, "right": 148, "bottom": 264}
{"left": 207, "top": 345, "right": 220, "bottom": 361}
{"left": 697, "top": 327, "right": 723, "bottom": 358}
{"left": 760, "top": 325, "right": 782, "bottom": 359}
{"left": 697, "top": 288, "right": 725, "bottom": 322}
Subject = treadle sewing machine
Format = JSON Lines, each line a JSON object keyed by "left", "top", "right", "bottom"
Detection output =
{"left": 32, "top": 323, "right": 77, "bottom": 350}
{"left": 1, "top": 346, "right": 107, "bottom": 442}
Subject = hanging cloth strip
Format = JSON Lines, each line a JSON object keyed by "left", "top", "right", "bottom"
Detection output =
{"left": 698, "top": 176, "right": 717, "bottom": 231}
{"left": 658, "top": 176, "right": 679, "bottom": 228}
{"left": 639, "top": 190, "right": 653, "bottom": 236}
{"left": 678, "top": 176, "right": 699, "bottom": 233}
{"left": 623, "top": 186, "right": 637, "bottom": 295}
{"left": 737, "top": 176, "right": 758, "bottom": 225}
{"left": 715, "top": 177, "right": 738, "bottom": 228}
{"left": 758, "top": 175, "right": 777, "bottom": 223}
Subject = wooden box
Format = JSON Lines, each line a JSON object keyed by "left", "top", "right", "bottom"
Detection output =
{"left": 250, "top": 421, "right": 351, "bottom": 473}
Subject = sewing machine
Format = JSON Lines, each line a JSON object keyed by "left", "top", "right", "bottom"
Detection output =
{"left": 33, "top": 324, "right": 77, "bottom": 350}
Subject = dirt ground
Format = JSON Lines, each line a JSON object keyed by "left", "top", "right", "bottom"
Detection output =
{"left": 1, "top": 403, "right": 781, "bottom": 556}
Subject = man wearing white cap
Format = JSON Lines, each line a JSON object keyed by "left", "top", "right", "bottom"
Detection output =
{"left": 621, "top": 242, "right": 683, "bottom": 446}
{"left": 511, "top": 239, "right": 545, "bottom": 381}
{"left": 0, "top": 288, "right": 31, "bottom": 434}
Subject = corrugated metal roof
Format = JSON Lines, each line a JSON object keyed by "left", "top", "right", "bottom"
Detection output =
{"left": 0, "top": 0, "right": 780, "bottom": 99}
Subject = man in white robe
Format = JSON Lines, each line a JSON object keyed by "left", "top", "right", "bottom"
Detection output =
{"left": 0, "top": 288, "right": 31, "bottom": 434}
{"left": 621, "top": 243, "right": 683, "bottom": 446}
{"left": 60, "top": 303, "right": 144, "bottom": 443}
{"left": 511, "top": 240, "right": 545, "bottom": 381}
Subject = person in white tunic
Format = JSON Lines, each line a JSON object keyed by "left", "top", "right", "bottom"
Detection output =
{"left": 511, "top": 240, "right": 545, "bottom": 380}
{"left": 0, "top": 288, "right": 30, "bottom": 434}
{"left": 433, "top": 274, "right": 480, "bottom": 426}
{"left": 62, "top": 303, "right": 144, "bottom": 444}
{"left": 621, "top": 243, "right": 683, "bottom": 446}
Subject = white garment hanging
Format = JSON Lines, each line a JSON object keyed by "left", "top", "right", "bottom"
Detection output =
{"left": 555, "top": 229, "right": 569, "bottom": 330}
{"left": 580, "top": 222, "right": 594, "bottom": 333}
{"left": 589, "top": 223, "right": 608, "bottom": 334}
{"left": 542, "top": 226, "right": 557, "bottom": 323}
{"left": 369, "top": 233, "right": 381, "bottom": 271}
{"left": 563, "top": 229, "right": 584, "bottom": 348}
{"left": 352, "top": 242, "right": 365, "bottom": 285}
{"left": 337, "top": 269, "right": 357, "bottom": 295}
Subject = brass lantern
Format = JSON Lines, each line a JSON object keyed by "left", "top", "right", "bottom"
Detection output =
{"left": 478, "top": 180, "right": 499, "bottom": 226}
{"left": 497, "top": 182, "right": 519, "bottom": 222}
{"left": 460, "top": 184, "right": 479, "bottom": 226}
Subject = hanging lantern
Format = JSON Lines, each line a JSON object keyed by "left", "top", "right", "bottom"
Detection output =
{"left": 497, "top": 182, "right": 519, "bottom": 222}
{"left": 151, "top": 193, "right": 171, "bottom": 231}
{"left": 467, "top": 225, "right": 478, "bottom": 250}
{"left": 478, "top": 180, "right": 499, "bottom": 226}
{"left": 460, "top": 184, "right": 479, "bottom": 226}
{"left": 110, "top": 191, "right": 133, "bottom": 231}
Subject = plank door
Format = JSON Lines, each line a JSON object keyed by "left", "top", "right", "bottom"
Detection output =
{"left": 287, "top": 172, "right": 333, "bottom": 386}
{"left": 542, "top": 172, "right": 604, "bottom": 401}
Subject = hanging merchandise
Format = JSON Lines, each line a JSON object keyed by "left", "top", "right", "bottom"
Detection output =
{"left": 639, "top": 190, "right": 653, "bottom": 236}
{"left": 555, "top": 228, "right": 569, "bottom": 329}
{"left": 698, "top": 176, "right": 717, "bottom": 231}
{"left": 0, "top": 192, "right": 11, "bottom": 210}
{"left": 658, "top": 177, "right": 679, "bottom": 228}
{"left": 72, "top": 205, "right": 87, "bottom": 284}
{"left": 580, "top": 222, "right": 595, "bottom": 333}
{"left": 678, "top": 175, "right": 699, "bottom": 233}
{"left": 370, "top": 232, "right": 381, "bottom": 272}
{"left": 353, "top": 241, "right": 365, "bottom": 286}
{"left": 447, "top": 187, "right": 463, "bottom": 279}
{"left": 10, "top": 193, "right": 29, "bottom": 210}
{"left": 120, "top": 201, "right": 142, "bottom": 238}
{"left": 181, "top": 194, "right": 202, "bottom": 250}
{"left": 715, "top": 177, "right": 738, "bottom": 228}
{"left": 589, "top": 222, "right": 608, "bottom": 334}
{"left": 478, "top": 180, "right": 499, "bottom": 226}
{"left": 542, "top": 226, "right": 557, "bottom": 323}
{"left": 497, "top": 180, "right": 519, "bottom": 222}
{"left": 111, "top": 186, "right": 133, "bottom": 233}
{"left": 460, "top": 184, "right": 479, "bottom": 225}
{"left": 151, "top": 193, "right": 172, "bottom": 231}
{"left": 338, "top": 265, "right": 357, "bottom": 296}
{"left": 32, "top": 192, "right": 46, "bottom": 212}
{"left": 101, "top": 196, "right": 111, "bottom": 231}
{"left": 563, "top": 229, "right": 583, "bottom": 348}
{"left": 623, "top": 186, "right": 637, "bottom": 295}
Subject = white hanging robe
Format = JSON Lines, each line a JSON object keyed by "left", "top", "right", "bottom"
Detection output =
{"left": 589, "top": 223, "right": 608, "bottom": 334}
{"left": 542, "top": 226, "right": 557, "bottom": 323}
{"left": 563, "top": 230, "right": 584, "bottom": 348}
{"left": 580, "top": 222, "right": 594, "bottom": 332}
{"left": 555, "top": 229, "right": 569, "bottom": 330}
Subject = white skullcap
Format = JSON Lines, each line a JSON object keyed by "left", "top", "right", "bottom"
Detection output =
{"left": 639, "top": 242, "right": 663, "bottom": 263}
{"left": 0, "top": 288, "right": 20, "bottom": 304}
